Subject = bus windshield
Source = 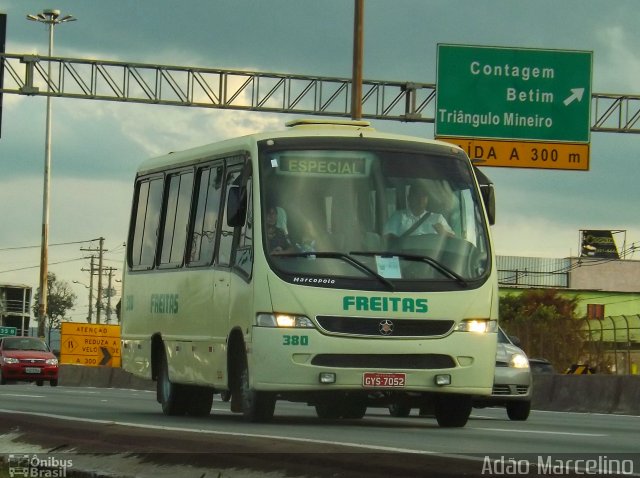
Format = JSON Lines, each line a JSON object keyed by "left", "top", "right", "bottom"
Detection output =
{"left": 259, "top": 137, "right": 490, "bottom": 290}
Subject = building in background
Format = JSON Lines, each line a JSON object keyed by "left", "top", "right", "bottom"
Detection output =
{"left": 0, "top": 283, "right": 32, "bottom": 336}
{"left": 497, "top": 254, "right": 640, "bottom": 375}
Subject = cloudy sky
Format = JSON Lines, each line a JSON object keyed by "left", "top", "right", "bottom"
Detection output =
{"left": 0, "top": 0, "right": 639, "bottom": 322}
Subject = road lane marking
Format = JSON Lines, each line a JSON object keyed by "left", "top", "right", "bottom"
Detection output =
{"left": 0, "top": 393, "right": 46, "bottom": 398}
{"left": 474, "top": 427, "right": 607, "bottom": 437}
{"left": 0, "top": 408, "right": 444, "bottom": 455}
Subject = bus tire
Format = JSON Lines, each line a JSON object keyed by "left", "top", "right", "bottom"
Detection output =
{"left": 434, "top": 394, "right": 472, "bottom": 428}
{"left": 315, "top": 402, "right": 343, "bottom": 419}
{"left": 342, "top": 401, "right": 367, "bottom": 419}
{"left": 388, "top": 402, "right": 411, "bottom": 418}
{"left": 157, "top": 349, "right": 188, "bottom": 416}
{"left": 185, "top": 386, "right": 214, "bottom": 417}
{"left": 239, "top": 359, "right": 275, "bottom": 422}
{"left": 506, "top": 401, "right": 530, "bottom": 421}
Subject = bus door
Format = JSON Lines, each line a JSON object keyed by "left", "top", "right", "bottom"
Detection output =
{"left": 212, "top": 163, "right": 244, "bottom": 331}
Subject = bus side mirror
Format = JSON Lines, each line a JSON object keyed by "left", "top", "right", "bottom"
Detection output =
{"left": 473, "top": 165, "right": 496, "bottom": 226}
{"left": 480, "top": 184, "right": 496, "bottom": 226}
{"left": 226, "top": 185, "right": 246, "bottom": 227}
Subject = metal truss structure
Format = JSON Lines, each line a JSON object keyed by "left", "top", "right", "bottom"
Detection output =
{"left": 1, "top": 53, "right": 639, "bottom": 133}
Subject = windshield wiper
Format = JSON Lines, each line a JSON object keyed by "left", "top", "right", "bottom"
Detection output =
{"left": 349, "top": 251, "right": 468, "bottom": 288}
{"left": 272, "top": 251, "right": 395, "bottom": 291}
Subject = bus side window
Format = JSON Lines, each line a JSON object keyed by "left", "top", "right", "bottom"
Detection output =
{"left": 129, "top": 177, "right": 163, "bottom": 269}
{"left": 159, "top": 171, "right": 194, "bottom": 267}
{"left": 218, "top": 169, "right": 242, "bottom": 267}
{"left": 188, "top": 165, "right": 223, "bottom": 266}
{"left": 235, "top": 176, "right": 253, "bottom": 277}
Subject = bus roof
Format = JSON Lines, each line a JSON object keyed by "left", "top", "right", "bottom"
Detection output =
{"left": 135, "top": 119, "right": 464, "bottom": 175}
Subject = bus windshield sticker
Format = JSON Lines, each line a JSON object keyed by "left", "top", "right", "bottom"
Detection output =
{"left": 375, "top": 256, "right": 402, "bottom": 279}
{"left": 273, "top": 151, "right": 373, "bottom": 177}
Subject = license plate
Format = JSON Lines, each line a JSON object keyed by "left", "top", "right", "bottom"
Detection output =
{"left": 362, "top": 372, "right": 406, "bottom": 388}
{"left": 25, "top": 367, "right": 41, "bottom": 374}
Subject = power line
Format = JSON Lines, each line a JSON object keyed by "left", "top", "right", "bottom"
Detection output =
{"left": 0, "top": 238, "right": 100, "bottom": 252}
{"left": 0, "top": 257, "right": 85, "bottom": 274}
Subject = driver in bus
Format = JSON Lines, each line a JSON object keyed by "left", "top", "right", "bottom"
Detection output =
{"left": 266, "top": 205, "right": 296, "bottom": 253}
{"left": 383, "top": 183, "right": 454, "bottom": 239}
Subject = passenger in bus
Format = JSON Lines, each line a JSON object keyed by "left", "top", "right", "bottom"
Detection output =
{"left": 383, "top": 183, "right": 454, "bottom": 239}
{"left": 266, "top": 205, "right": 295, "bottom": 253}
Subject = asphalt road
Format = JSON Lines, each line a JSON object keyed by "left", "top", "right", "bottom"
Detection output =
{"left": 0, "top": 384, "right": 639, "bottom": 477}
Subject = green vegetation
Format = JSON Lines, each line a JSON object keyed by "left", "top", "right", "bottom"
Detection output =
{"left": 500, "top": 289, "right": 585, "bottom": 371}
{"left": 32, "top": 272, "right": 77, "bottom": 345}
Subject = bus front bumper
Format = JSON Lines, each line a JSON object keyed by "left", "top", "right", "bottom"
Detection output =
{"left": 249, "top": 327, "right": 496, "bottom": 396}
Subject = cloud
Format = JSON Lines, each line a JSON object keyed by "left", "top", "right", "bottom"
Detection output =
{"left": 595, "top": 26, "right": 640, "bottom": 93}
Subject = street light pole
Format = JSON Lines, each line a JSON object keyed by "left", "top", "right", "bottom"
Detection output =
{"left": 351, "top": 0, "right": 364, "bottom": 120}
{"left": 26, "top": 10, "right": 76, "bottom": 338}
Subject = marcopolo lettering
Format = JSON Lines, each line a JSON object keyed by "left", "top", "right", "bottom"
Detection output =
{"left": 150, "top": 294, "right": 179, "bottom": 314}
{"left": 343, "top": 296, "right": 428, "bottom": 313}
{"left": 293, "top": 277, "right": 336, "bottom": 284}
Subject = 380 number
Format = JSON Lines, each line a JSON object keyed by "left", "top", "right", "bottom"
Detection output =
{"left": 282, "top": 335, "right": 309, "bottom": 346}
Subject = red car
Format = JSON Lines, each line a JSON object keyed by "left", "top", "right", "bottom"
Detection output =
{"left": 0, "top": 336, "right": 59, "bottom": 386}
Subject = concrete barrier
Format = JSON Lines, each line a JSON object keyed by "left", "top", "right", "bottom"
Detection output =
{"left": 60, "top": 365, "right": 154, "bottom": 391}
{"left": 60, "top": 365, "right": 640, "bottom": 415}
{"left": 532, "top": 374, "right": 640, "bottom": 415}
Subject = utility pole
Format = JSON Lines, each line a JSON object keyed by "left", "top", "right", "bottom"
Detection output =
{"left": 97, "top": 237, "right": 104, "bottom": 323}
{"left": 80, "top": 255, "right": 95, "bottom": 323}
{"left": 105, "top": 267, "right": 116, "bottom": 324}
{"left": 81, "top": 238, "right": 107, "bottom": 324}
{"left": 351, "top": 0, "right": 364, "bottom": 120}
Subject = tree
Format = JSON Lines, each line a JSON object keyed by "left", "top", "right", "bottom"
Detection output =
{"left": 499, "top": 289, "right": 585, "bottom": 372}
{"left": 32, "top": 272, "right": 77, "bottom": 346}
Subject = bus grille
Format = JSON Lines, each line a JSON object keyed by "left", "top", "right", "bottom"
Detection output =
{"left": 315, "top": 316, "right": 455, "bottom": 337}
{"left": 310, "top": 353, "right": 456, "bottom": 369}
{"left": 492, "top": 384, "right": 530, "bottom": 396}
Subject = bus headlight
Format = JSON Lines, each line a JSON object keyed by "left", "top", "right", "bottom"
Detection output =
{"left": 455, "top": 319, "right": 497, "bottom": 333}
{"left": 256, "top": 313, "right": 315, "bottom": 328}
{"left": 509, "top": 353, "right": 529, "bottom": 369}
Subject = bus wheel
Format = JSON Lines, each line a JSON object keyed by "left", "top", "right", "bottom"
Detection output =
{"left": 239, "top": 360, "right": 275, "bottom": 422}
{"left": 342, "top": 400, "right": 367, "bottom": 419}
{"left": 186, "top": 386, "right": 214, "bottom": 417}
{"left": 388, "top": 402, "right": 411, "bottom": 418}
{"left": 506, "top": 401, "right": 530, "bottom": 421}
{"left": 157, "top": 349, "right": 187, "bottom": 416}
{"left": 315, "top": 402, "right": 343, "bottom": 419}
{"left": 434, "top": 394, "right": 472, "bottom": 428}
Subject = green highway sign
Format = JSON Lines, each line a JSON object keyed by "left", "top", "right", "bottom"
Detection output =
{"left": 436, "top": 44, "right": 592, "bottom": 143}
{"left": 0, "top": 326, "right": 17, "bottom": 336}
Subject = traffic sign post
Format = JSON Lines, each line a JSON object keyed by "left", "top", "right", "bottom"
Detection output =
{"left": 60, "top": 322, "right": 121, "bottom": 367}
{"left": 439, "top": 138, "right": 589, "bottom": 171}
{"left": 436, "top": 44, "right": 592, "bottom": 141}
{"left": 0, "top": 326, "right": 17, "bottom": 336}
{"left": 436, "top": 44, "right": 592, "bottom": 169}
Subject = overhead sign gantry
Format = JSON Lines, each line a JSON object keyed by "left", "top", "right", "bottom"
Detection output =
{"left": 436, "top": 44, "right": 592, "bottom": 170}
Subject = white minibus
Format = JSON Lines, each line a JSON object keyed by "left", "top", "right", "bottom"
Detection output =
{"left": 121, "top": 119, "right": 498, "bottom": 427}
